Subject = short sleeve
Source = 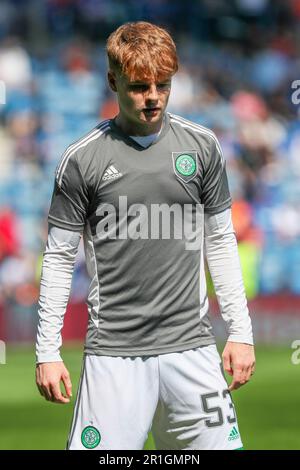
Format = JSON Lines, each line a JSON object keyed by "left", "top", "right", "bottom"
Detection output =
{"left": 48, "top": 151, "right": 89, "bottom": 231}
{"left": 201, "top": 135, "right": 232, "bottom": 214}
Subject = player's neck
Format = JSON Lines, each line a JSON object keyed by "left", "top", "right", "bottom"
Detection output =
{"left": 115, "top": 114, "right": 163, "bottom": 137}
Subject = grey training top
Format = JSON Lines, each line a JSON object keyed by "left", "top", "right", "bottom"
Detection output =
{"left": 48, "top": 112, "right": 232, "bottom": 356}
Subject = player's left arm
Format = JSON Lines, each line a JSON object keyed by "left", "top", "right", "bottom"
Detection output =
{"left": 202, "top": 134, "right": 255, "bottom": 391}
{"left": 204, "top": 208, "right": 256, "bottom": 392}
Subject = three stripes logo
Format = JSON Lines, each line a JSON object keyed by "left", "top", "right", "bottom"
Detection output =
{"left": 228, "top": 426, "right": 240, "bottom": 441}
{"left": 103, "top": 165, "right": 123, "bottom": 181}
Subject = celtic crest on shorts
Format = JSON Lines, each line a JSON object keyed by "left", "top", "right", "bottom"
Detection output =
{"left": 81, "top": 426, "right": 101, "bottom": 449}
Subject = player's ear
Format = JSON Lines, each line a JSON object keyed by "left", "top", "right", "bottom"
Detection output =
{"left": 108, "top": 71, "right": 117, "bottom": 92}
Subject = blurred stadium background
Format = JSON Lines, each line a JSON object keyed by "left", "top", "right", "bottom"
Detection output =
{"left": 0, "top": 0, "right": 300, "bottom": 450}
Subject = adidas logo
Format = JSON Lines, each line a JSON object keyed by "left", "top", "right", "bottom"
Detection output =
{"left": 228, "top": 426, "right": 240, "bottom": 441}
{"left": 103, "top": 165, "right": 123, "bottom": 181}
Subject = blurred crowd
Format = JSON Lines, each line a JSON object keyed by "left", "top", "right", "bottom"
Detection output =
{"left": 0, "top": 0, "right": 300, "bottom": 340}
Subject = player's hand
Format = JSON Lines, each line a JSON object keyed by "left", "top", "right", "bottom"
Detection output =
{"left": 222, "top": 342, "right": 255, "bottom": 392}
{"left": 36, "top": 362, "right": 72, "bottom": 404}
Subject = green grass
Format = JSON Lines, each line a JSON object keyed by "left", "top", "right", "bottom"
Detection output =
{"left": 0, "top": 343, "right": 299, "bottom": 449}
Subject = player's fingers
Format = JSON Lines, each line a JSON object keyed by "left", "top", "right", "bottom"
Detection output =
{"left": 222, "top": 353, "right": 233, "bottom": 376}
{"left": 35, "top": 373, "right": 43, "bottom": 396}
{"left": 229, "top": 373, "right": 245, "bottom": 391}
{"left": 36, "top": 367, "right": 52, "bottom": 401}
{"left": 62, "top": 372, "right": 72, "bottom": 398}
{"left": 228, "top": 379, "right": 242, "bottom": 392}
{"left": 37, "top": 383, "right": 45, "bottom": 397}
{"left": 229, "top": 366, "right": 249, "bottom": 391}
{"left": 245, "top": 365, "right": 254, "bottom": 382}
{"left": 40, "top": 383, "right": 53, "bottom": 401}
{"left": 238, "top": 368, "right": 248, "bottom": 384}
{"left": 49, "top": 382, "right": 70, "bottom": 404}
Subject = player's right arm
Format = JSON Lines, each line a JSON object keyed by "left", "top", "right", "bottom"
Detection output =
{"left": 36, "top": 148, "right": 90, "bottom": 403}
{"left": 35, "top": 224, "right": 81, "bottom": 403}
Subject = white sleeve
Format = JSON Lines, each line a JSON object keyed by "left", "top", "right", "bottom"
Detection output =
{"left": 204, "top": 208, "right": 254, "bottom": 345}
{"left": 36, "top": 224, "right": 82, "bottom": 363}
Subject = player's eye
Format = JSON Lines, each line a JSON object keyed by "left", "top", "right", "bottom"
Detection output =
{"left": 128, "top": 84, "right": 149, "bottom": 92}
{"left": 157, "top": 83, "right": 171, "bottom": 91}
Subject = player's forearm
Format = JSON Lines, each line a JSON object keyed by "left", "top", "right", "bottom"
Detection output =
{"left": 204, "top": 209, "right": 254, "bottom": 345}
{"left": 36, "top": 225, "right": 81, "bottom": 363}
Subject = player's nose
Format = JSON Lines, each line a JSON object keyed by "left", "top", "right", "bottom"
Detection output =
{"left": 146, "top": 83, "right": 159, "bottom": 102}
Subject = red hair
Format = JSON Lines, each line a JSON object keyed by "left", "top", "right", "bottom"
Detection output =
{"left": 106, "top": 21, "right": 178, "bottom": 82}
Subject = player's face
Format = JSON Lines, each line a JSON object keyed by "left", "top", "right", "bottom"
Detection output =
{"left": 108, "top": 70, "right": 172, "bottom": 135}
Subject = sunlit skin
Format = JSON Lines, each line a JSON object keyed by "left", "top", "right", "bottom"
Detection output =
{"left": 108, "top": 70, "right": 172, "bottom": 136}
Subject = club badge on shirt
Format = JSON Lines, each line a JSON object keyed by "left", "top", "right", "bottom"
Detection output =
{"left": 172, "top": 151, "right": 198, "bottom": 183}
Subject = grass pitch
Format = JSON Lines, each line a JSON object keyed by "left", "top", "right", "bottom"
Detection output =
{"left": 0, "top": 342, "right": 298, "bottom": 450}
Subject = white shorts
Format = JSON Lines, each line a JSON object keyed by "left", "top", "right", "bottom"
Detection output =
{"left": 67, "top": 344, "right": 243, "bottom": 450}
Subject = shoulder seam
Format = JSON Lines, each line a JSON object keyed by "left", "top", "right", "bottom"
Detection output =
{"left": 169, "top": 112, "right": 215, "bottom": 137}
{"left": 169, "top": 113, "right": 224, "bottom": 164}
{"left": 56, "top": 120, "right": 111, "bottom": 186}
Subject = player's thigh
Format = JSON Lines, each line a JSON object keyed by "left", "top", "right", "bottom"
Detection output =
{"left": 151, "top": 345, "right": 243, "bottom": 450}
{"left": 67, "top": 354, "right": 159, "bottom": 450}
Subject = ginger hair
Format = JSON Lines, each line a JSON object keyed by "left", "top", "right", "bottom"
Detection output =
{"left": 106, "top": 21, "right": 178, "bottom": 82}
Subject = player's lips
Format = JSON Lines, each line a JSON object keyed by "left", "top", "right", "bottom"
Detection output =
{"left": 143, "top": 107, "right": 160, "bottom": 115}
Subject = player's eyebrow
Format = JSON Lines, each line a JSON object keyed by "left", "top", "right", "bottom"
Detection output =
{"left": 128, "top": 81, "right": 150, "bottom": 85}
{"left": 127, "top": 80, "right": 171, "bottom": 86}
